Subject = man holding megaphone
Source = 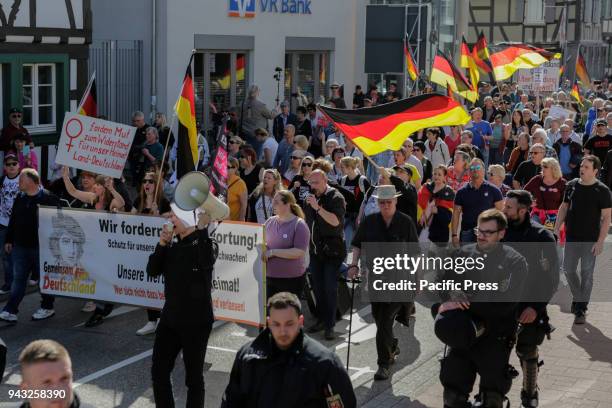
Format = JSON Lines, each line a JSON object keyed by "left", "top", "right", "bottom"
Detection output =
{"left": 147, "top": 170, "right": 228, "bottom": 407}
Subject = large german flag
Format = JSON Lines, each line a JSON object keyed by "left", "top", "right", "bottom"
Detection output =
{"left": 174, "top": 61, "right": 198, "bottom": 178}
{"left": 317, "top": 94, "right": 470, "bottom": 156}
{"left": 473, "top": 32, "right": 492, "bottom": 74}
{"left": 488, "top": 43, "right": 561, "bottom": 81}
{"left": 430, "top": 51, "right": 477, "bottom": 103}
{"left": 404, "top": 38, "right": 418, "bottom": 81}
{"left": 575, "top": 49, "right": 591, "bottom": 89}
{"left": 78, "top": 73, "right": 97, "bottom": 117}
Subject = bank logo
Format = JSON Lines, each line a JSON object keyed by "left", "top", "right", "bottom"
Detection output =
{"left": 229, "top": 0, "right": 256, "bottom": 18}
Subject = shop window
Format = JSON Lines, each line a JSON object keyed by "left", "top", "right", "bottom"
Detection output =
{"left": 284, "top": 52, "right": 330, "bottom": 111}
{"left": 22, "top": 64, "right": 56, "bottom": 134}
{"left": 194, "top": 52, "right": 248, "bottom": 131}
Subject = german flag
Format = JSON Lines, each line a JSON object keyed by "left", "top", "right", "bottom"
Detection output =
{"left": 473, "top": 32, "right": 492, "bottom": 74}
{"left": 430, "top": 51, "right": 477, "bottom": 103}
{"left": 174, "top": 59, "right": 198, "bottom": 178}
{"left": 488, "top": 43, "right": 561, "bottom": 81}
{"left": 404, "top": 38, "right": 418, "bottom": 81}
{"left": 460, "top": 36, "right": 471, "bottom": 68}
{"left": 78, "top": 73, "right": 97, "bottom": 117}
{"left": 317, "top": 94, "right": 470, "bottom": 156}
{"left": 218, "top": 55, "right": 246, "bottom": 90}
{"left": 460, "top": 36, "right": 480, "bottom": 94}
{"left": 570, "top": 82, "right": 583, "bottom": 106}
{"left": 575, "top": 49, "right": 591, "bottom": 89}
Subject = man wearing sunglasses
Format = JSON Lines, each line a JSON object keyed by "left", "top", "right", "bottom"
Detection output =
{"left": 452, "top": 158, "right": 503, "bottom": 246}
{"left": 512, "top": 144, "right": 545, "bottom": 189}
{"left": 0, "top": 108, "right": 33, "bottom": 153}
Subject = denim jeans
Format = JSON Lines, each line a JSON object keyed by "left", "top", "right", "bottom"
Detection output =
{"left": 344, "top": 216, "right": 356, "bottom": 252}
{"left": 0, "top": 227, "right": 13, "bottom": 290}
{"left": 563, "top": 242, "right": 597, "bottom": 313}
{"left": 309, "top": 254, "right": 343, "bottom": 330}
{"left": 3, "top": 245, "right": 38, "bottom": 314}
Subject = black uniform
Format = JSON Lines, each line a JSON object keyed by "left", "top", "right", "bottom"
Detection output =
{"left": 439, "top": 243, "right": 528, "bottom": 408}
{"left": 221, "top": 329, "right": 356, "bottom": 408}
{"left": 146, "top": 227, "right": 217, "bottom": 407}
{"left": 504, "top": 217, "right": 558, "bottom": 407}
{"left": 352, "top": 211, "right": 418, "bottom": 368}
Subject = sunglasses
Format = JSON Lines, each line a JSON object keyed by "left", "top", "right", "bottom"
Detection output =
{"left": 227, "top": 166, "right": 236, "bottom": 170}
{"left": 143, "top": 179, "right": 155, "bottom": 184}
{"left": 10, "top": 114, "right": 22, "bottom": 118}
{"left": 5, "top": 162, "right": 18, "bottom": 167}
{"left": 229, "top": 140, "right": 240, "bottom": 145}
{"left": 301, "top": 162, "right": 313, "bottom": 167}
{"left": 469, "top": 165, "right": 482, "bottom": 171}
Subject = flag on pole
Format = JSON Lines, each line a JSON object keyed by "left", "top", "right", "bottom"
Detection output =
{"left": 460, "top": 36, "right": 480, "bottom": 96}
{"left": 174, "top": 57, "right": 199, "bottom": 179}
{"left": 404, "top": 37, "right": 418, "bottom": 81}
{"left": 575, "top": 49, "right": 591, "bottom": 89}
{"left": 78, "top": 73, "right": 97, "bottom": 117}
{"left": 570, "top": 82, "right": 583, "bottom": 106}
{"left": 472, "top": 32, "right": 492, "bottom": 75}
{"left": 317, "top": 94, "right": 470, "bottom": 156}
{"left": 430, "top": 51, "right": 477, "bottom": 103}
{"left": 488, "top": 43, "right": 561, "bottom": 81}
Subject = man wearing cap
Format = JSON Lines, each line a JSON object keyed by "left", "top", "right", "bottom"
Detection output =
{"left": 0, "top": 153, "right": 20, "bottom": 294}
{"left": 272, "top": 101, "right": 297, "bottom": 143}
{"left": 348, "top": 185, "right": 418, "bottom": 380}
{"left": 451, "top": 158, "right": 504, "bottom": 246}
{"left": 584, "top": 119, "right": 612, "bottom": 165}
{"left": 435, "top": 209, "right": 528, "bottom": 408}
{"left": 0, "top": 108, "right": 33, "bottom": 153}
{"left": 329, "top": 82, "right": 346, "bottom": 109}
{"left": 503, "top": 190, "right": 558, "bottom": 408}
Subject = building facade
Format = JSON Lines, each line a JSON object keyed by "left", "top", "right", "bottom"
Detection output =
{"left": 0, "top": 0, "right": 92, "bottom": 176}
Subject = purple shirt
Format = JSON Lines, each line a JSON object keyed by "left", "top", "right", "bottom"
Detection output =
{"left": 265, "top": 216, "right": 310, "bottom": 278}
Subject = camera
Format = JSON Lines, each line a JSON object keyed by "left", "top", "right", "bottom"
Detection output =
{"left": 274, "top": 67, "right": 283, "bottom": 72}
{"left": 273, "top": 67, "right": 283, "bottom": 81}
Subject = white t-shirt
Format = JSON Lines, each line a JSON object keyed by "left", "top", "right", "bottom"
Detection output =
{"left": 0, "top": 174, "right": 20, "bottom": 226}
{"left": 260, "top": 137, "right": 278, "bottom": 166}
{"left": 254, "top": 194, "right": 275, "bottom": 224}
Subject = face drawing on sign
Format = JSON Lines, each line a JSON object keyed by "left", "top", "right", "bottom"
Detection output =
{"left": 50, "top": 214, "right": 86, "bottom": 269}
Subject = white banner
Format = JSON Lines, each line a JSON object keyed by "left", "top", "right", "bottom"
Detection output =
{"left": 55, "top": 112, "right": 136, "bottom": 178}
{"left": 38, "top": 207, "right": 265, "bottom": 327}
{"left": 548, "top": 104, "right": 576, "bottom": 121}
{"left": 515, "top": 59, "right": 560, "bottom": 93}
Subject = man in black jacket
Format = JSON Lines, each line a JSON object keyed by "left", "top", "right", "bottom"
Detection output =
{"left": 272, "top": 101, "right": 297, "bottom": 143}
{"left": 147, "top": 210, "right": 216, "bottom": 407}
{"left": 0, "top": 169, "right": 59, "bottom": 323}
{"left": 348, "top": 185, "right": 418, "bottom": 380}
{"left": 435, "top": 209, "right": 527, "bottom": 408}
{"left": 221, "top": 292, "right": 356, "bottom": 408}
{"left": 503, "top": 190, "right": 558, "bottom": 408}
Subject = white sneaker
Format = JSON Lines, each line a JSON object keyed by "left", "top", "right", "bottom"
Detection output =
{"left": 136, "top": 321, "right": 158, "bottom": 336}
{"left": 0, "top": 288, "right": 10, "bottom": 295}
{"left": 28, "top": 280, "right": 39, "bottom": 287}
{"left": 32, "top": 308, "right": 55, "bottom": 321}
{"left": 0, "top": 311, "right": 17, "bottom": 322}
{"left": 81, "top": 301, "right": 96, "bottom": 312}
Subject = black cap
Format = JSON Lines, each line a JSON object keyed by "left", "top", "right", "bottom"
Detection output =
{"left": 596, "top": 119, "right": 607, "bottom": 126}
{"left": 9, "top": 107, "right": 22, "bottom": 114}
{"left": 434, "top": 309, "right": 485, "bottom": 349}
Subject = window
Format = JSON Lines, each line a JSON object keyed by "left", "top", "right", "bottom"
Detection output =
{"left": 194, "top": 52, "right": 248, "bottom": 130}
{"left": 22, "top": 64, "right": 56, "bottom": 133}
{"left": 524, "top": 0, "right": 545, "bottom": 25}
{"left": 284, "top": 52, "right": 330, "bottom": 110}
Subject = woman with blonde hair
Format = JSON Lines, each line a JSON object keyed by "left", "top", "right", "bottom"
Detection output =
{"left": 227, "top": 157, "right": 248, "bottom": 221}
{"left": 247, "top": 168, "right": 283, "bottom": 224}
{"left": 263, "top": 190, "right": 310, "bottom": 299}
{"left": 293, "top": 134, "right": 310, "bottom": 152}
{"left": 524, "top": 157, "right": 566, "bottom": 233}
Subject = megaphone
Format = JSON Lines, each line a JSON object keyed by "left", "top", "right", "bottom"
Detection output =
{"left": 174, "top": 171, "right": 230, "bottom": 221}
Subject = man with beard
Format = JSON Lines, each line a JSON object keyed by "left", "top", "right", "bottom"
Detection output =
{"left": 503, "top": 190, "right": 558, "bottom": 408}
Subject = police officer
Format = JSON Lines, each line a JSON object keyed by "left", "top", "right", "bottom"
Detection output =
{"left": 503, "top": 190, "right": 558, "bottom": 408}
{"left": 147, "top": 211, "right": 216, "bottom": 407}
{"left": 435, "top": 209, "right": 528, "bottom": 407}
{"left": 221, "top": 292, "right": 356, "bottom": 408}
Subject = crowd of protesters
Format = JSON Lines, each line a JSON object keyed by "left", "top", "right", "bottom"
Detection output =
{"left": 0, "top": 76, "right": 611, "bottom": 407}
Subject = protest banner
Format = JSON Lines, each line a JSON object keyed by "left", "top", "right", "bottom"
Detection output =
{"left": 38, "top": 207, "right": 266, "bottom": 327}
{"left": 548, "top": 104, "right": 576, "bottom": 121}
{"left": 515, "top": 59, "right": 560, "bottom": 93}
{"left": 55, "top": 112, "right": 136, "bottom": 178}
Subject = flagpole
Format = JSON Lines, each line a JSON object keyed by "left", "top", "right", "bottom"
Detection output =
{"left": 154, "top": 50, "right": 197, "bottom": 202}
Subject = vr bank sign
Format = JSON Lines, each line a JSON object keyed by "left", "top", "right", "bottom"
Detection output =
{"left": 229, "top": 0, "right": 312, "bottom": 18}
